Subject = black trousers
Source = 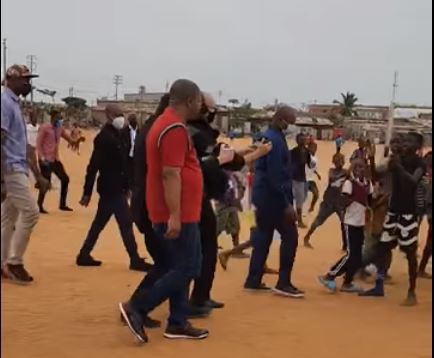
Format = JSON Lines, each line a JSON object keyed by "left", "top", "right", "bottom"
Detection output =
{"left": 245, "top": 208, "right": 299, "bottom": 288}
{"left": 79, "top": 193, "right": 140, "bottom": 262}
{"left": 127, "top": 157, "right": 134, "bottom": 183}
{"left": 190, "top": 199, "right": 217, "bottom": 305}
{"left": 38, "top": 160, "right": 70, "bottom": 208}
{"left": 328, "top": 225, "right": 364, "bottom": 284}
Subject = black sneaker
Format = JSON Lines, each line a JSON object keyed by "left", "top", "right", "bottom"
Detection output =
{"left": 164, "top": 322, "right": 209, "bottom": 340}
{"left": 119, "top": 302, "right": 148, "bottom": 344}
{"left": 1, "top": 267, "right": 8, "bottom": 280}
{"left": 60, "top": 206, "right": 74, "bottom": 212}
{"left": 6, "top": 264, "right": 34, "bottom": 285}
{"left": 39, "top": 207, "right": 49, "bottom": 214}
{"left": 120, "top": 313, "right": 161, "bottom": 329}
{"left": 187, "top": 304, "right": 212, "bottom": 319}
{"left": 204, "top": 299, "right": 225, "bottom": 309}
{"left": 244, "top": 282, "right": 271, "bottom": 293}
{"left": 129, "top": 259, "right": 153, "bottom": 272}
{"left": 76, "top": 255, "right": 102, "bottom": 267}
{"left": 272, "top": 284, "right": 305, "bottom": 299}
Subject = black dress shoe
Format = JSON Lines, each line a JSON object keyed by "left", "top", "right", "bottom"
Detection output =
{"left": 76, "top": 255, "right": 102, "bottom": 267}
{"left": 60, "top": 206, "right": 73, "bottom": 212}
{"left": 39, "top": 207, "right": 49, "bottom": 214}
{"left": 129, "top": 259, "right": 153, "bottom": 272}
{"left": 187, "top": 304, "right": 212, "bottom": 319}
{"left": 204, "top": 299, "right": 225, "bottom": 309}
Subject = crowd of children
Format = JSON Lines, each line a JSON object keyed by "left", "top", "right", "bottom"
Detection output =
{"left": 215, "top": 131, "right": 432, "bottom": 307}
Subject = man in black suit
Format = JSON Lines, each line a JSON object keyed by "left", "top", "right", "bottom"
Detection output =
{"left": 76, "top": 104, "right": 149, "bottom": 272}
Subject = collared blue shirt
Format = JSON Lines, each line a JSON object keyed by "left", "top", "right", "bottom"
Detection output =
{"left": 252, "top": 127, "right": 293, "bottom": 213}
{"left": 1, "top": 89, "right": 28, "bottom": 174}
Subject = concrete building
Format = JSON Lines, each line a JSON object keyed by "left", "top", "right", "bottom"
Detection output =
{"left": 91, "top": 99, "right": 156, "bottom": 126}
{"left": 308, "top": 104, "right": 389, "bottom": 120}
{"left": 123, "top": 86, "right": 165, "bottom": 104}
{"left": 342, "top": 118, "right": 432, "bottom": 146}
{"left": 91, "top": 86, "right": 166, "bottom": 126}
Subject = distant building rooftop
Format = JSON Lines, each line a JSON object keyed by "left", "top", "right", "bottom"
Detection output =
{"left": 122, "top": 85, "right": 166, "bottom": 103}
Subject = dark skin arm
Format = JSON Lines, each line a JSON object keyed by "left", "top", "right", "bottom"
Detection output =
{"left": 80, "top": 136, "right": 103, "bottom": 206}
{"left": 162, "top": 167, "right": 182, "bottom": 239}
{"left": 390, "top": 156, "right": 425, "bottom": 185}
{"left": 61, "top": 128, "right": 77, "bottom": 146}
{"left": 397, "top": 166, "right": 425, "bottom": 185}
{"left": 27, "top": 144, "right": 50, "bottom": 192}
{"left": 27, "top": 145, "right": 42, "bottom": 178}
{"left": 1, "top": 131, "right": 6, "bottom": 201}
{"left": 342, "top": 193, "right": 355, "bottom": 208}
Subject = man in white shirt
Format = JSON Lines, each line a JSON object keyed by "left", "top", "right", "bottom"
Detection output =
{"left": 128, "top": 115, "right": 138, "bottom": 158}
{"left": 306, "top": 142, "right": 321, "bottom": 213}
{"left": 26, "top": 108, "right": 39, "bottom": 185}
{"left": 26, "top": 108, "right": 39, "bottom": 149}
{"left": 123, "top": 114, "right": 138, "bottom": 183}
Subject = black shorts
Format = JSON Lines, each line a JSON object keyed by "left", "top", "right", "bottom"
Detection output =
{"left": 380, "top": 212, "right": 420, "bottom": 248}
{"left": 307, "top": 181, "right": 319, "bottom": 194}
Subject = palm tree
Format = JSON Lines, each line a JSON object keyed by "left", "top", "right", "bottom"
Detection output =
{"left": 334, "top": 92, "right": 359, "bottom": 117}
{"left": 228, "top": 98, "right": 240, "bottom": 106}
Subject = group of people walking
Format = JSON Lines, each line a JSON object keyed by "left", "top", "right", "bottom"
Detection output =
{"left": 1, "top": 64, "right": 432, "bottom": 348}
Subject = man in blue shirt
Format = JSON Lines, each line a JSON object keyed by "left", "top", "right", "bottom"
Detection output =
{"left": 1, "top": 65, "right": 48, "bottom": 284}
{"left": 244, "top": 107, "right": 305, "bottom": 298}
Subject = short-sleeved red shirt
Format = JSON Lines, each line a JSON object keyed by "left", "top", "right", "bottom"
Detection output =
{"left": 146, "top": 108, "right": 203, "bottom": 224}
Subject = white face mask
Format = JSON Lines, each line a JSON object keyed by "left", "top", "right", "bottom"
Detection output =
{"left": 112, "top": 116, "right": 125, "bottom": 130}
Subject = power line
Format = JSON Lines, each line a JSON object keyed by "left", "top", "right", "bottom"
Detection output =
{"left": 26, "top": 54, "right": 37, "bottom": 104}
{"left": 2, "top": 38, "right": 7, "bottom": 77}
{"left": 386, "top": 71, "right": 399, "bottom": 146}
{"left": 113, "top": 74, "right": 123, "bottom": 100}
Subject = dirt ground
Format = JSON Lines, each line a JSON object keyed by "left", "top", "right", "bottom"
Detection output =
{"left": 1, "top": 132, "right": 432, "bottom": 358}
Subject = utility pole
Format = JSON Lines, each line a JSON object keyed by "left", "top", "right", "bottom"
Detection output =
{"left": 2, "top": 38, "right": 7, "bottom": 78}
{"left": 26, "top": 55, "right": 37, "bottom": 104}
{"left": 113, "top": 75, "right": 123, "bottom": 101}
{"left": 385, "top": 71, "right": 399, "bottom": 146}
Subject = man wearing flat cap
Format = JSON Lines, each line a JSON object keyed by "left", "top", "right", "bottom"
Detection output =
{"left": 1, "top": 65, "right": 49, "bottom": 284}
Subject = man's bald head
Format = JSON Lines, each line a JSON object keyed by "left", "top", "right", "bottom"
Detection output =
{"left": 274, "top": 106, "right": 297, "bottom": 124}
{"left": 202, "top": 92, "right": 217, "bottom": 112}
{"left": 271, "top": 106, "right": 297, "bottom": 131}
{"left": 169, "top": 79, "right": 201, "bottom": 105}
{"left": 105, "top": 104, "right": 123, "bottom": 122}
{"left": 169, "top": 79, "right": 202, "bottom": 120}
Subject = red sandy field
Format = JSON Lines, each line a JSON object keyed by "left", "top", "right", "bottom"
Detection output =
{"left": 1, "top": 134, "right": 432, "bottom": 358}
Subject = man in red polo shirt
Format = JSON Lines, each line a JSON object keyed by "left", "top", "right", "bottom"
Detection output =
{"left": 120, "top": 79, "right": 208, "bottom": 344}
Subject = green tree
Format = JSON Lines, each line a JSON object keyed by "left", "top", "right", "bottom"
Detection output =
{"left": 229, "top": 100, "right": 256, "bottom": 130}
{"left": 333, "top": 92, "right": 359, "bottom": 117}
{"left": 62, "top": 96, "right": 88, "bottom": 122}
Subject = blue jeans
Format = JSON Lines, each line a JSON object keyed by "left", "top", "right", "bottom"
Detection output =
{"left": 131, "top": 223, "right": 202, "bottom": 327}
{"left": 245, "top": 208, "right": 299, "bottom": 288}
{"left": 130, "top": 233, "right": 166, "bottom": 303}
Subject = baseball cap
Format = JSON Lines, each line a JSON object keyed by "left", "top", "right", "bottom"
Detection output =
{"left": 5, "top": 64, "right": 39, "bottom": 79}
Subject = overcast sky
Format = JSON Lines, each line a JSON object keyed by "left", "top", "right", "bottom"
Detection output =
{"left": 1, "top": 0, "right": 432, "bottom": 106}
